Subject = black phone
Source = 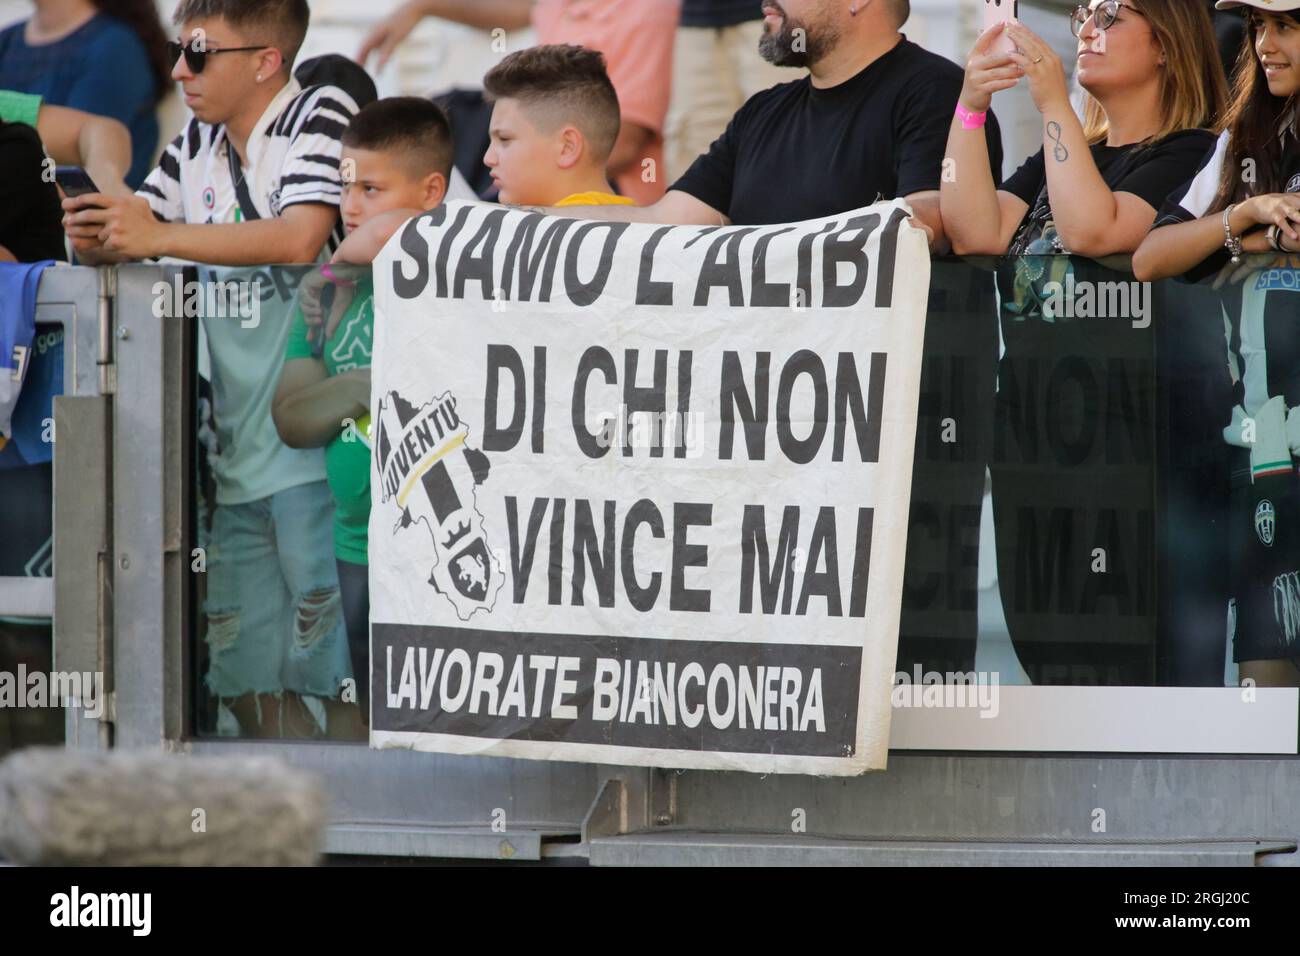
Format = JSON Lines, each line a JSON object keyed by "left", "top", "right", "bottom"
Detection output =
{"left": 54, "top": 166, "right": 100, "bottom": 198}
{"left": 311, "top": 283, "right": 337, "bottom": 359}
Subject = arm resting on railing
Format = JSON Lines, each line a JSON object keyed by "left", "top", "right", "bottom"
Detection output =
{"left": 273, "top": 360, "right": 371, "bottom": 450}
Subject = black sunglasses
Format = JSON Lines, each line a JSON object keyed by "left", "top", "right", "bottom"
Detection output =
{"left": 1070, "top": 1, "right": 1144, "bottom": 38}
{"left": 167, "top": 38, "right": 268, "bottom": 74}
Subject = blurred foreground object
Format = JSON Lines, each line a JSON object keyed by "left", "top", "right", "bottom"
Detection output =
{"left": 0, "top": 748, "right": 324, "bottom": 865}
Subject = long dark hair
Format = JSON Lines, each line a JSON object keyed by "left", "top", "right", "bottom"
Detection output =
{"left": 92, "top": 0, "right": 173, "bottom": 104}
{"left": 1213, "top": 10, "right": 1300, "bottom": 210}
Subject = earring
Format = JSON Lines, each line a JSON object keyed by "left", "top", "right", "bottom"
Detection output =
{"left": 850, "top": 1, "right": 858, "bottom": 13}
{"left": 256, "top": 74, "right": 263, "bottom": 82}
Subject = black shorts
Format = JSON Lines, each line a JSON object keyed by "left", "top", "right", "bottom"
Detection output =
{"left": 1228, "top": 450, "right": 1300, "bottom": 663}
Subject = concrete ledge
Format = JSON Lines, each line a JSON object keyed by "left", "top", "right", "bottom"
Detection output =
{"left": 325, "top": 824, "right": 545, "bottom": 861}
{"left": 588, "top": 832, "right": 1295, "bottom": 867}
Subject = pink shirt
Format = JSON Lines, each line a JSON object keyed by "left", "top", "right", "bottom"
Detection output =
{"left": 531, "top": 0, "right": 681, "bottom": 205}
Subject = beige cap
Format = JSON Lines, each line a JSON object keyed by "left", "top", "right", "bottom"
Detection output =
{"left": 1215, "top": 0, "right": 1300, "bottom": 12}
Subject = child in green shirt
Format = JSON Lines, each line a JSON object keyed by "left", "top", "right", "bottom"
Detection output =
{"left": 273, "top": 97, "right": 453, "bottom": 725}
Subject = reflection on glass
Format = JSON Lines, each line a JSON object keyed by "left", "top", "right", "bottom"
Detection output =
{"left": 192, "top": 265, "right": 366, "bottom": 740}
{"left": 896, "top": 255, "right": 1300, "bottom": 691}
{"left": 183, "top": 257, "right": 1300, "bottom": 745}
{"left": 0, "top": 321, "right": 62, "bottom": 754}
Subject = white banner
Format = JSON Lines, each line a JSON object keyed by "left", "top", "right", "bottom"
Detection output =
{"left": 368, "top": 199, "right": 930, "bottom": 775}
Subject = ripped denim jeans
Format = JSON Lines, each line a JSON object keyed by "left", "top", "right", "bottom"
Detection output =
{"left": 204, "top": 480, "right": 352, "bottom": 702}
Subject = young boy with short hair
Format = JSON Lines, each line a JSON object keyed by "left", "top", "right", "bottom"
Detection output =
{"left": 482, "top": 43, "right": 635, "bottom": 209}
{"left": 272, "top": 97, "right": 454, "bottom": 728}
{"left": 333, "top": 43, "right": 634, "bottom": 265}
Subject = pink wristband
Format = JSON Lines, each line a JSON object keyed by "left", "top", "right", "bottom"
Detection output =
{"left": 321, "top": 262, "right": 356, "bottom": 288}
{"left": 955, "top": 103, "right": 988, "bottom": 130}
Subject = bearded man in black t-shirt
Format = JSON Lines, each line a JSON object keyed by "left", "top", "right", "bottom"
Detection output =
{"left": 551, "top": 0, "right": 1003, "bottom": 246}
{"left": 543, "top": 1, "right": 1006, "bottom": 678}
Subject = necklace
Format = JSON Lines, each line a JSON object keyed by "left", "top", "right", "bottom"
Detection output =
{"left": 223, "top": 134, "right": 249, "bottom": 222}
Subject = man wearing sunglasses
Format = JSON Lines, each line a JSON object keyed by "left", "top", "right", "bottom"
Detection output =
{"left": 63, "top": 0, "right": 363, "bottom": 740}
{"left": 62, "top": 0, "right": 355, "bottom": 266}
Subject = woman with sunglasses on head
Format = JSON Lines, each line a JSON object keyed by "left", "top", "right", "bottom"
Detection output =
{"left": 1134, "top": 1, "right": 1300, "bottom": 689}
{"left": 943, "top": 0, "right": 1226, "bottom": 260}
{"left": 0, "top": 0, "right": 171, "bottom": 188}
{"left": 938, "top": 1, "right": 1227, "bottom": 686}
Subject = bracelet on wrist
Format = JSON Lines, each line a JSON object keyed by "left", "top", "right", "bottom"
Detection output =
{"left": 955, "top": 103, "right": 988, "bottom": 131}
{"left": 1223, "top": 204, "right": 1244, "bottom": 264}
{"left": 321, "top": 262, "right": 357, "bottom": 288}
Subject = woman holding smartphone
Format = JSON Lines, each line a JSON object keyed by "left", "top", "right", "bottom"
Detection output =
{"left": 1134, "top": 1, "right": 1300, "bottom": 689}
{"left": 943, "top": 0, "right": 1225, "bottom": 259}
{"left": 938, "top": 0, "right": 1227, "bottom": 685}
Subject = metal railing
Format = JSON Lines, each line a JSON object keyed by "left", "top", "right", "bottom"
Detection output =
{"left": 10, "top": 256, "right": 1298, "bottom": 864}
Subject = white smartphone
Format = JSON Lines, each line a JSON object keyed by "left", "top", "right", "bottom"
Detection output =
{"left": 982, "top": 0, "right": 1019, "bottom": 55}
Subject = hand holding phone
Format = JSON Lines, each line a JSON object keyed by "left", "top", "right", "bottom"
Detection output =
{"left": 55, "top": 166, "right": 108, "bottom": 214}
{"left": 54, "top": 166, "right": 100, "bottom": 199}
{"left": 299, "top": 263, "right": 362, "bottom": 358}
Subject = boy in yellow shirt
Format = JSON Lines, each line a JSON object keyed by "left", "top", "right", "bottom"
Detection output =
{"left": 482, "top": 43, "right": 635, "bottom": 209}
{"left": 327, "top": 42, "right": 634, "bottom": 269}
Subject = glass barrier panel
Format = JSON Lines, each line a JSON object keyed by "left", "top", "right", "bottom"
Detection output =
{"left": 188, "top": 265, "right": 365, "bottom": 741}
{"left": 180, "top": 256, "right": 1300, "bottom": 744}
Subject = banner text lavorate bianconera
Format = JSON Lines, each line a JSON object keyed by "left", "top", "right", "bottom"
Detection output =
{"left": 368, "top": 200, "right": 931, "bottom": 775}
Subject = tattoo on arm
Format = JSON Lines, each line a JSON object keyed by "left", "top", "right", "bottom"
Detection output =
{"left": 1047, "top": 121, "right": 1069, "bottom": 162}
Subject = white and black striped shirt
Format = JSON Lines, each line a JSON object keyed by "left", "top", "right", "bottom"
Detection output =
{"left": 1154, "top": 123, "right": 1300, "bottom": 228}
{"left": 136, "top": 77, "right": 359, "bottom": 257}
{"left": 1150, "top": 122, "right": 1300, "bottom": 455}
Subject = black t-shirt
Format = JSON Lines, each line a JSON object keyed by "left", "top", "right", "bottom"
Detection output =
{"left": 680, "top": 0, "right": 761, "bottom": 28}
{"left": 1001, "top": 128, "right": 1217, "bottom": 256}
{"left": 0, "top": 121, "right": 66, "bottom": 263}
{"left": 671, "top": 37, "right": 1003, "bottom": 225}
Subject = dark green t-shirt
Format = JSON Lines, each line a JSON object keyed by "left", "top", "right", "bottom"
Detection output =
{"left": 284, "top": 275, "right": 374, "bottom": 564}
